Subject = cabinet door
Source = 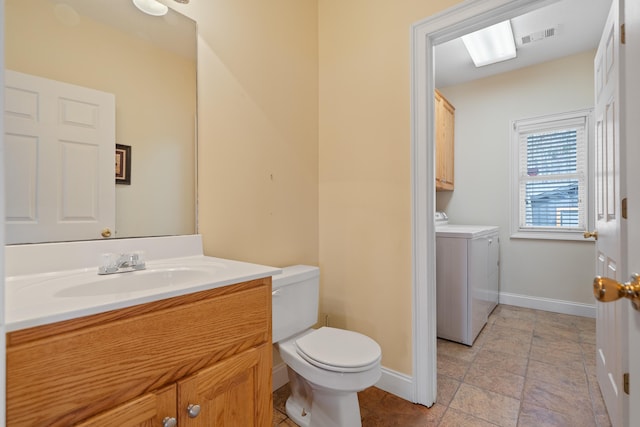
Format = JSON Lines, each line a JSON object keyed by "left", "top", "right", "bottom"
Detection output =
{"left": 441, "top": 99, "right": 455, "bottom": 187}
{"left": 75, "top": 385, "right": 176, "bottom": 427}
{"left": 178, "top": 343, "right": 272, "bottom": 427}
{"left": 435, "top": 91, "right": 455, "bottom": 191}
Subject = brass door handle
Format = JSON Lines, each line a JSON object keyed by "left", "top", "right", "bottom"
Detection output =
{"left": 584, "top": 230, "right": 598, "bottom": 240}
{"left": 101, "top": 228, "right": 112, "bottom": 238}
{"left": 593, "top": 274, "right": 640, "bottom": 310}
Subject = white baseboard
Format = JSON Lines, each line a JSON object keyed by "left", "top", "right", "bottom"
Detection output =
{"left": 375, "top": 367, "right": 414, "bottom": 402}
{"left": 272, "top": 362, "right": 415, "bottom": 402}
{"left": 499, "top": 292, "right": 596, "bottom": 318}
{"left": 273, "top": 362, "right": 289, "bottom": 392}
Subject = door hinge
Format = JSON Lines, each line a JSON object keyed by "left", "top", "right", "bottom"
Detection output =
{"left": 622, "top": 198, "right": 628, "bottom": 219}
{"left": 621, "top": 23, "right": 626, "bottom": 44}
{"left": 624, "top": 372, "right": 630, "bottom": 395}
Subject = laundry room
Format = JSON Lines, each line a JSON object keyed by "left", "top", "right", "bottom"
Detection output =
{"left": 433, "top": 0, "right": 602, "bottom": 321}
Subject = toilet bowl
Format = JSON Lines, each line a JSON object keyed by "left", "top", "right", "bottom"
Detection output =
{"left": 272, "top": 266, "right": 382, "bottom": 427}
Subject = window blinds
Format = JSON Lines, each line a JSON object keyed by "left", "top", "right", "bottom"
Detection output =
{"left": 517, "top": 117, "right": 587, "bottom": 230}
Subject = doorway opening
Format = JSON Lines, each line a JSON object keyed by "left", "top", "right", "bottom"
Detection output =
{"left": 410, "top": 0, "right": 572, "bottom": 406}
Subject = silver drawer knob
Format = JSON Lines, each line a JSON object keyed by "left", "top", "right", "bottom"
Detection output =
{"left": 187, "top": 403, "right": 201, "bottom": 418}
{"left": 162, "top": 417, "right": 177, "bottom": 427}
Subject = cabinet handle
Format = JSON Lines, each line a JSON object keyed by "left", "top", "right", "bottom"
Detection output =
{"left": 187, "top": 403, "right": 201, "bottom": 418}
{"left": 162, "top": 417, "right": 177, "bottom": 427}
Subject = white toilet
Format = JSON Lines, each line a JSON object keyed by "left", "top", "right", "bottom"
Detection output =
{"left": 272, "top": 265, "right": 382, "bottom": 427}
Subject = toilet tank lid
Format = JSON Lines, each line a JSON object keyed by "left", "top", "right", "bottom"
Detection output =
{"left": 272, "top": 265, "right": 319, "bottom": 289}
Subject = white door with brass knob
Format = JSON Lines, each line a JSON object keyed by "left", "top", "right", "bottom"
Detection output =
{"left": 593, "top": 1, "right": 625, "bottom": 425}
{"left": 592, "top": 1, "right": 640, "bottom": 425}
{"left": 624, "top": 0, "right": 640, "bottom": 423}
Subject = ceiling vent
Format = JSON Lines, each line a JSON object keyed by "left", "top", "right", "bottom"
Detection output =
{"left": 519, "top": 26, "right": 560, "bottom": 46}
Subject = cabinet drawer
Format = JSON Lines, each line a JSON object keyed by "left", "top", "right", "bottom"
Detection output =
{"left": 6, "top": 279, "right": 271, "bottom": 426}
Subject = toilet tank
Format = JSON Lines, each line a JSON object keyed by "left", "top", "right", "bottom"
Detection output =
{"left": 272, "top": 265, "right": 319, "bottom": 343}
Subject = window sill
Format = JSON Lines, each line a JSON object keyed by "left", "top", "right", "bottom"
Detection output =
{"left": 510, "top": 230, "right": 595, "bottom": 242}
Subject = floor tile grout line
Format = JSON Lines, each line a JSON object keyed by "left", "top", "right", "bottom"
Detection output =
{"left": 514, "top": 311, "right": 536, "bottom": 427}
{"left": 580, "top": 335, "right": 610, "bottom": 427}
{"left": 580, "top": 337, "right": 601, "bottom": 424}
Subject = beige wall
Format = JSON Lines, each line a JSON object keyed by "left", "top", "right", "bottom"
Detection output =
{"left": 177, "top": 0, "right": 464, "bottom": 376}
{"left": 175, "top": 0, "right": 595, "bottom": 379}
{"left": 6, "top": 0, "right": 196, "bottom": 240}
{"left": 437, "top": 51, "right": 597, "bottom": 304}
{"left": 318, "top": 0, "right": 460, "bottom": 375}
{"left": 173, "top": 1, "right": 319, "bottom": 268}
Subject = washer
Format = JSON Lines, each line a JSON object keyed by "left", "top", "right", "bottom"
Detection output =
{"left": 435, "top": 212, "right": 500, "bottom": 345}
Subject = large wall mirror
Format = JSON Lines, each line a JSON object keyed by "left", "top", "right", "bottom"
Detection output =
{"left": 5, "top": 0, "right": 197, "bottom": 244}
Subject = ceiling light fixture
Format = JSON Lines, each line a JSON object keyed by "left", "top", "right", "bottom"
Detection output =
{"left": 132, "top": 0, "right": 168, "bottom": 16}
{"left": 461, "top": 20, "right": 517, "bottom": 67}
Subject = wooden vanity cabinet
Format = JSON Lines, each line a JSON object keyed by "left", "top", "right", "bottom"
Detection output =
{"left": 6, "top": 278, "right": 273, "bottom": 427}
{"left": 435, "top": 89, "right": 455, "bottom": 191}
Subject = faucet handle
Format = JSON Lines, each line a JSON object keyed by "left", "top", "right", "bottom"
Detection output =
{"left": 128, "top": 251, "right": 146, "bottom": 270}
{"left": 98, "top": 253, "right": 119, "bottom": 274}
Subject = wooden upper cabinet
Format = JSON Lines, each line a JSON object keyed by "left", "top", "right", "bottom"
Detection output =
{"left": 435, "top": 90, "right": 455, "bottom": 191}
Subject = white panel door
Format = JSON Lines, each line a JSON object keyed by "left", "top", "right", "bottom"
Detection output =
{"left": 593, "top": 1, "right": 626, "bottom": 425}
{"left": 623, "top": 0, "right": 640, "bottom": 425}
{"left": 4, "top": 70, "right": 115, "bottom": 244}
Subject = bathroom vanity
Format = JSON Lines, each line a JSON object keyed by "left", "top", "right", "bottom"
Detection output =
{"left": 5, "top": 236, "right": 279, "bottom": 427}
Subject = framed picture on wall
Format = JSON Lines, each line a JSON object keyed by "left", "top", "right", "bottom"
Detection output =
{"left": 115, "top": 144, "right": 131, "bottom": 185}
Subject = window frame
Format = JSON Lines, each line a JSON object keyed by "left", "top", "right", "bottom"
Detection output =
{"left": 510, "top": 109, "right": 594, "bottom": 241}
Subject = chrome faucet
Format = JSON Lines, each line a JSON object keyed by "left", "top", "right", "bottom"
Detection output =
{"left": 98, "top": 252, "right": 146, "bottom": 275}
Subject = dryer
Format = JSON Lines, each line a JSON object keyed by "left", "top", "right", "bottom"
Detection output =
{"left": 435, "top": 212, "right": 500, "bottom": 346}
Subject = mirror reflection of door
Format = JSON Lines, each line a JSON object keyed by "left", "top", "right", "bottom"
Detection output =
{"left": 4, "top": 70, "right": 115, "bottom": 244}
{"left": 4, "top": 0, "right": 197, "bottom": 243}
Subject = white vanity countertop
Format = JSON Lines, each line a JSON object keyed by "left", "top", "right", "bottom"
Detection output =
{"left": 5, "top": 235, "right": 281, "bottom": 332}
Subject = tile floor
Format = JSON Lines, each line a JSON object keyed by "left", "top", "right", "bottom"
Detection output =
{"left": 272, "top": 304, "right": 611, "bottom": 427}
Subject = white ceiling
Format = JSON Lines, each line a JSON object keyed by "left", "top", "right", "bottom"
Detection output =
{"left": 434, "top": 0, "right": 612, "bottom": 88}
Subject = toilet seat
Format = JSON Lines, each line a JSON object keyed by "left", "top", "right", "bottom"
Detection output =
{"left": 295, "top": 327, "right": 382, "bottom": 373}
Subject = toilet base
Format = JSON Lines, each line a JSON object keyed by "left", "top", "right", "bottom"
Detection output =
{"left": 285, "top": 367, "right": 363, "bottom": 427}
{"left": 285, "top": 396, "right": 311, "bottom": 427}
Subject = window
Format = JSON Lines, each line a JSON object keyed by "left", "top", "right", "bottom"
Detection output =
{"left": 511, "top": 110, "right": 593, "bottom": 240}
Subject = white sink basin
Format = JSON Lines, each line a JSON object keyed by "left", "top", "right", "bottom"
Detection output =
{"left": 5, "top": 237, "right": 282, "bottom": 333}
{"left": 54, "top": 266, "right": 219, "bottom": 297}
{"left": 9, "top": 259, "right": 227, "bottom": 300}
